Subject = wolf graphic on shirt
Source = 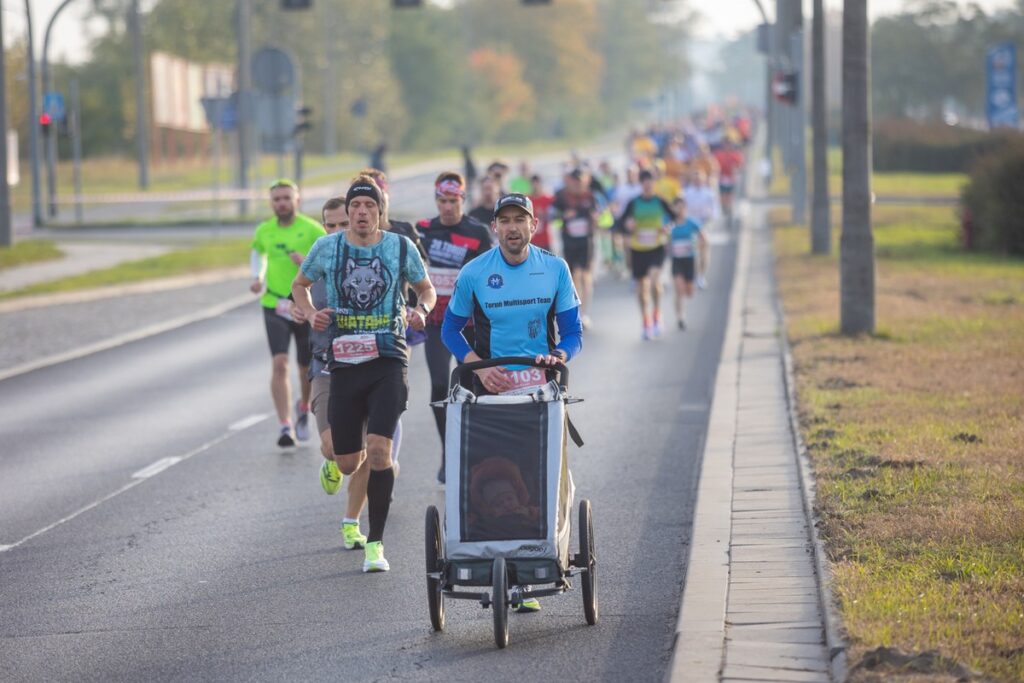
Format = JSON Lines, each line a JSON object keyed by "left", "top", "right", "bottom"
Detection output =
{"left": 341, "top": 257, "right": 390, "bottom": 311}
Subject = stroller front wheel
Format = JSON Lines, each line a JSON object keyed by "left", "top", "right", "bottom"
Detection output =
{"left": 492, "top": 556, "right": 509, "bottom": 648}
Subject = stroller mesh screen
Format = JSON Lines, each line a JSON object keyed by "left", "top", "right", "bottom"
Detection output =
{"left": 460, "top": 402, "right": 548, "bottom": 542}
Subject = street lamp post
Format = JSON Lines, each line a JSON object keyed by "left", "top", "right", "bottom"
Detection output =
{"left": 1, "top": 4, "right": 12, "bottom": 245}
{"left": 41, "top": 0, "right": 81, "bottom": 219}
{"left": 25, "top": 0, "right": 43, "bottom": 227}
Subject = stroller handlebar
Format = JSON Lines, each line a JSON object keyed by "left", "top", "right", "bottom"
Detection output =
{"left": 449, "top": 356, "right": 569, "bottom": 392}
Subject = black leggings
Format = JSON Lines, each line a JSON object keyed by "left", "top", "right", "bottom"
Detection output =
{"left": 424, "top": 325, "right": 475, "bottom": 456}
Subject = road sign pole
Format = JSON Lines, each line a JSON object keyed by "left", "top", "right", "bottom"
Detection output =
{"left": 25, "top": 0, "right": 43, "bottom": 227}
{"left": 130, "top": 0, "right": 149, "bottom": 190}
{"left": 0, "top": 7, "right": 12, "bottom": 246}
{"left": 70, "top": 79, "right": 83, "bottom": 224}
{"left": 236, "top": 0, "right": 253, "bottom": 217}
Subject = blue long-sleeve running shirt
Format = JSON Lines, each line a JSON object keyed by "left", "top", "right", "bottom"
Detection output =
{"left": 441, "top": 246, "right": 582, "bottom": 363}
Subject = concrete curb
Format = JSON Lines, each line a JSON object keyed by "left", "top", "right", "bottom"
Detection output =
{"left": 772, "top": 248, "right": 849, "bottom": 681}
{"left": 0, "top": 268, "right": 249, "bottom": 313}
{"left": 666, "top": 208, "right": 752, "bottom": 681}
{"left": 0, "top": 292, "right": 254, "bottom": 383}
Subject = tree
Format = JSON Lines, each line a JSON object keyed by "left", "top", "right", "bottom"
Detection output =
{"left": 841, "top": 0, "right": 874, "bottom": 335}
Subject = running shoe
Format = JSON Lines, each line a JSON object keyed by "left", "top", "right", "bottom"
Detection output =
{"left": 642, "top": 325, "right": 653, "bottom": 341}
{"left": 320, "top": 459, "right": 342, "bottom": 495}
{"left": 437, "top": 466, "right": 446, "bottom": 486}
{"left": 277, "top": 426, "right": 295, "bottom": 448}
{"left": 294, "top": 401, "right": 310, "bottom": 442}
{"left": 581, "top": 315, "right": 592, "bottom": 330}
{"left": 697, "top": 275, "right": 707, "bottom": 290}
{"left": 362, "top": 541, "right": 390, "bottom": 572}
{"left": 652, "top": 318, "right": 663, "bottom": 338}
{"left": 342, "top": 522, "right": 367, "bottom": 550}
{"left": 516, "top": 598, "right": 541, "bottom": 613}
{"left": 678, "top": 319, "right": 687, "bottom": 331}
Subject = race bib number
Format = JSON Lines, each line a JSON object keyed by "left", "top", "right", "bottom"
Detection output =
{"left": 275, "top": 298, "right": 293, "bottom": 321}
{"left": 565, "top": 217, "right": 590, "bottom": 238}
{"left": 500, "top": 368, "right": 547, "bottom": 396}
{"left": 636, "top": 229, "right": 661, "bottom": 247}
{"left": 671, "top": 240, "right": 694, "bottom": 258}
{"left": 332, "top": 334, "right": 380, "bottom": 365}
{"left": 429, "top": 266, "right": 460, "bottom": 297}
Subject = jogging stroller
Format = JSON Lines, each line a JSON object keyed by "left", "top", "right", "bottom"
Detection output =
{"left": 424, "top": 357, "right": 597, "bottom": 648}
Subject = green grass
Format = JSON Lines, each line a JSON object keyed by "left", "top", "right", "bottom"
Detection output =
{"left": 770, "top": 147, "right": 967, "bottom": 199}
{"left": 774, "top": 204, "right": 1024, "bottom": 681}
{"left": 0, "top": 238, "right": 249, "bottom": 300}
{"left": 0, "top": 240, "right": 63, "bottom": 270}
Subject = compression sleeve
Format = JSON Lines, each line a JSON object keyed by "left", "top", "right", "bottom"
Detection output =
{"left": 250, "top": 250, "right": 265, "bottom": 280}
{"left": 441, "top": 309, "right": 474, "bottom": 362}
{"left": 554, "top": 306, "right": 583, "bottom": 362}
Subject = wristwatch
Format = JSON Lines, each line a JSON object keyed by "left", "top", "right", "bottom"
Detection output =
{"left": 417, "top": 302, "right": 431, "bottom": 316}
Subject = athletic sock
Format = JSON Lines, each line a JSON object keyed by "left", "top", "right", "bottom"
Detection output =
{"left": 280, "top": 420, "right": 292, "bottom": 428}
{"left": 297, "top": 402, "right": 310, "bottom": 413}
{"left": 366, "top": 467, "right": 395, "bottom": 543}
{"left": 342, "top": 517, "right": 359, "bottom": 526}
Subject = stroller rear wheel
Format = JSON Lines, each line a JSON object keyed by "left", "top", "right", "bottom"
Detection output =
{"left": 425, "top": 505, "right": 445, "bottom": 631}
{"left": 492, "top": 556, "right": 509, "bottom": 648}
{"left": 579, "top": 499, "right": 598, "bottom": 625}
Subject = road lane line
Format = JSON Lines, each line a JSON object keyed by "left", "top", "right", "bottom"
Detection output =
{"left": 229, "top": 413, "right": 269, "bottom": 431}
{"left": 0, "top": 416, "right": 264, "bottom": 553}
{"left": 131, "top": 456, "right": 183, "bottom": 479}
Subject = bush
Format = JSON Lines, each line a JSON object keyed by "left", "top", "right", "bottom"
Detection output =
{"left": 873, "top": 119, "right": 1024, "bottom": 173}
{"left": 960, "top": 142, "right": 1024, "bottom": 256}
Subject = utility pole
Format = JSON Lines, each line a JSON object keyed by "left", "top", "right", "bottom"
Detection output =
{"left": 790, "top": 26, "right": 807, "bottom": 225}
{"left": 236, "top": 0, "right": 253, "bottom": 217}
{"left": 0, "top": 6, "right": 12, "bottom": 246}
{"left": 25, "top": 0, "right": 43, "bottom": 227}
{"left": 840, "top": 0, "right": 875, "bottom": 335}
{"left": 810, "top": 0, "right": 831, "bottom": 253}
{"left": 130, "top": 0, "right": 149, "bottom": 189}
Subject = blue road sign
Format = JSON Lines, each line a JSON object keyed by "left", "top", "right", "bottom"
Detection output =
{"left": 986, "top": 43, "right": 1019, "bottom": 130}
{"left": 43, "top": 92, "right": 66, "bottom": 123}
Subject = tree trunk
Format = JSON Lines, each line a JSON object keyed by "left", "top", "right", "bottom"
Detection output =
{"left": 811, "top": 0, "right": 831, "bottom": 254}
{"left": 840, "top": 0, "right": 874, "bottom": 335}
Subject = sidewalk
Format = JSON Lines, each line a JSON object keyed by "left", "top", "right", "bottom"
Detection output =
{"left": 667, "top": 205, "right": 844, "bottom": 682}
{"left": 0, "top": 243, "right": 173, "bottom": 294}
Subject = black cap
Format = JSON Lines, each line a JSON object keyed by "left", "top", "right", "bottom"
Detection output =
{"left": 493, "top": 193, "right": 535, "bottom": 218}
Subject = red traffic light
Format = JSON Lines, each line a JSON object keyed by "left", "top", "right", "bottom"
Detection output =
{"left": 39, "top": 113, "right": 53, "bottom": 126}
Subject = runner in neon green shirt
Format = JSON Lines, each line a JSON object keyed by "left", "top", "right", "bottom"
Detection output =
{"left": 249, "top": 179, "right": 327, "bottom": 447}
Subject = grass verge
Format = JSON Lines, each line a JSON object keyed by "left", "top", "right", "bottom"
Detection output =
{"left": 0, "top": 240, "right": 63, "bottom": 270}
{"left": 0, "top": 239, "right": 249, "bottom": 300}
{"left": 773, "top": 204, "right": 1024, "bottom": 681}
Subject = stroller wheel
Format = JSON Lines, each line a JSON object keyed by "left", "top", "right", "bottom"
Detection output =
{"left": 425, "top": 505, "right": 445, "bottom": 631}
{"left": 492, "top": 556, "right": 509, "bottom": 648}
{"left": 579, "top": 499, "right": 598, "bottom": 625}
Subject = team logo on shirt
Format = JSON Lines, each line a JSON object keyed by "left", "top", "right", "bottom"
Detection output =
{"left": 528, "top": 318, "right": 542, "bottom": 339}
{"left": 341, "top": 257, "right": 390, "bottom": 311}
{"left": 487, "top": 274, "right": 504, "bottom": 290}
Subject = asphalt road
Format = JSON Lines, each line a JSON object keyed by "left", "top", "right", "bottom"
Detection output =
{"left": 0, "top": 231, "right": 736, "bottom": 682}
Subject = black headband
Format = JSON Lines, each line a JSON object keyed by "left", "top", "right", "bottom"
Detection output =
{"left": 346, "top": 182, "right": 382, "bottom": 208}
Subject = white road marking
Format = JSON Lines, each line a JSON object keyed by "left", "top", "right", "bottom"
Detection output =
{"left": 229, "top": 413, "right": 269, "bottom": 431}
{"left": 131, "top": 456, "right": 183, "bottom": 479}
{"left": 0, "top": 415, "right": 265, "bottom": 553}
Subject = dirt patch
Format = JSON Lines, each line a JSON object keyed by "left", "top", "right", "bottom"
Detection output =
{"left": 849, "top": 646, "right": 982, "bottom": 682}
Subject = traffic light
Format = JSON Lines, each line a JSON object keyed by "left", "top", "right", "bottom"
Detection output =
{"left": 39, "top": 113, "right": 53, "bottom": 136}
{"left": 294, "top": 106, "right": 313, "bottom": 135}
{"left": 281, "top": 0, "right": 312, "bottom": 9}
{"left": 772, "top": 70, "right": 799, "bottom": 105}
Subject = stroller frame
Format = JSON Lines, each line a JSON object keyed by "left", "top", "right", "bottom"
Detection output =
{"left": 424, "top": 357, "right": 597, "bottom": 648}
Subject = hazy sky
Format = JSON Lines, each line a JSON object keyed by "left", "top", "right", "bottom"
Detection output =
{"left": 3, "top": 0, "right": 1020, "bottom": 63}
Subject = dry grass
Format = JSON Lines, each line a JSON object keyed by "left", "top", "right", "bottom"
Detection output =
{"left": 773, "top": 204, "right": 1024, "bottom": 681}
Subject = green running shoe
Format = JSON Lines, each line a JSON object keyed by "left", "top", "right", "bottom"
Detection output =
{"left": 362, "top": 541, "right": 390, "bottom": 573}
{"left": 516, "top": 598, "right": 541, "bottom": 613}
{"left": 341, "top": 522, "right": 367, "bottom": 550}
{"left": 320, "top": 459, "right": 342, "bottom": 495}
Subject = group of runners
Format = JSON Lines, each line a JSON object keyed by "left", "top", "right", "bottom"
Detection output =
{"left": 246, "top": 109, "right": 746, "bottom": 585}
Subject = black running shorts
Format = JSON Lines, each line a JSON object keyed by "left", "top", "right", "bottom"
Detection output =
{"left": 672, "top": 256, "right": 696, "bottom": 282}
{"left": 328, "top": 357, "right": 408, "bottom": 455}
{"left": 562, "top": 236, "right": 594, "bottom": 271}
{"left": 630, "top": 246, "right": 666, "bottom": 280}
{"left": 263, "top": 306, "right": 312, "bottom": 366}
